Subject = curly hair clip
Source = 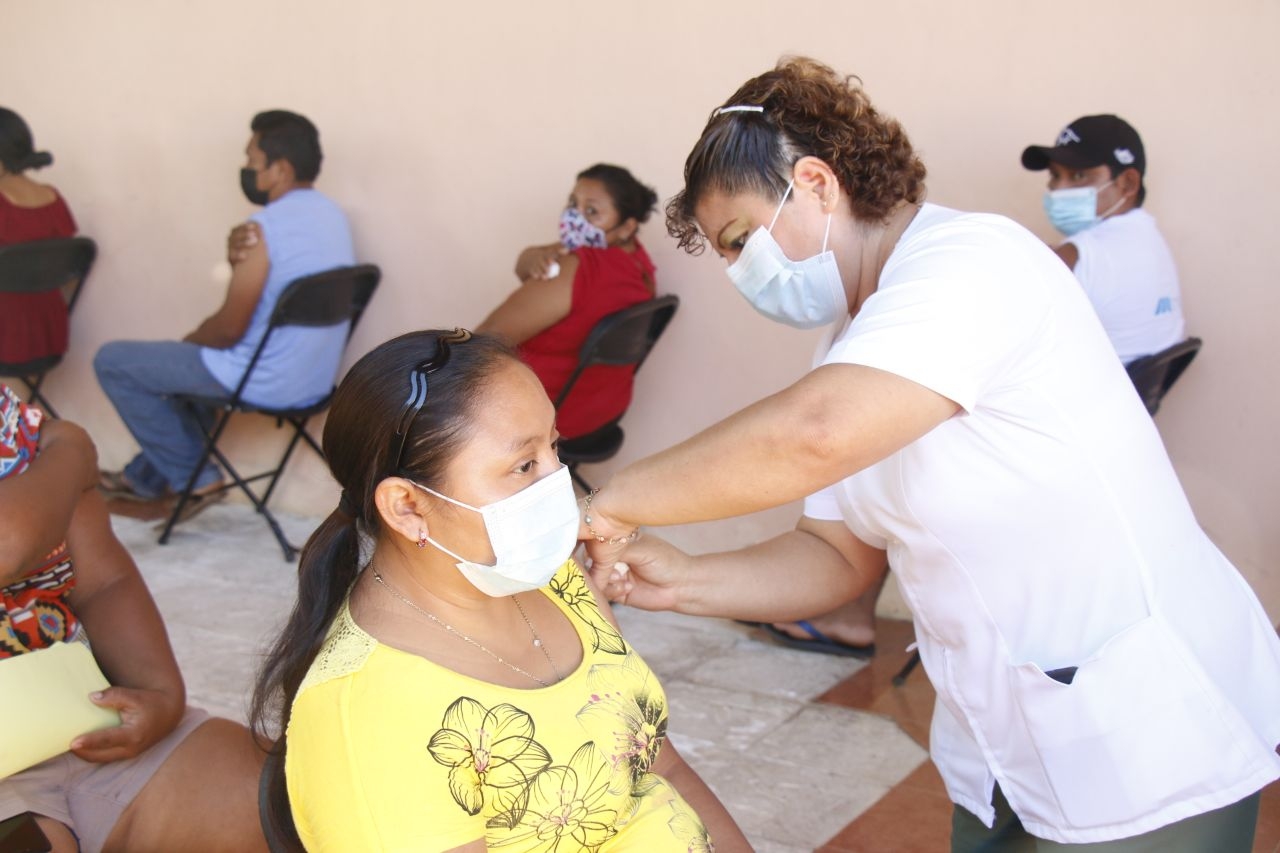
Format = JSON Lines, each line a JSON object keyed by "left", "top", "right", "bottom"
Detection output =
{"left": 713, "top": 105, "right": 765, "bottom": 117}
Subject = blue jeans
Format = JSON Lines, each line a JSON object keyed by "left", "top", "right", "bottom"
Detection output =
{"left": 94, "top": 340, "right": 230, "bottom": 499}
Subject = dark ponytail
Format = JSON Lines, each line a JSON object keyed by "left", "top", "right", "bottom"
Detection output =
{"left": 252, "top": 509, "right": 358, "bottom": 850}
{"left": 0, "top": 108, "right": 53, "bottom": 174}
{"left": 250, "top": 330, "right": 516, "bottom": 848}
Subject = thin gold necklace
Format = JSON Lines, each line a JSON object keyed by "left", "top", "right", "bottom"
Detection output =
{"left": 370, "top": 567, "right": 562, "bottom": 687}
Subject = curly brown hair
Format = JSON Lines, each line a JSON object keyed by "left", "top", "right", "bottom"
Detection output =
{"left": 666, "top": 57, "right": 927, "bottom": 254}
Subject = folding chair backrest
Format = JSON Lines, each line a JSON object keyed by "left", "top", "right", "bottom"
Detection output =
{"left": 226, "top": 264, "right": 381, "bottom": 403}
{"left": 0, "top": 237, "right": 97, "bottom": 311}
{"left": 268, "top": 264, "right": 381, "bottom": 333}
{"left": 1124, "top": 336, "right": 1202, "bottom": 416}
{"left": 554, "top": 295, "right": 679, "bottom": 410}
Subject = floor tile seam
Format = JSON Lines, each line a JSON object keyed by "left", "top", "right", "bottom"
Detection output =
{"left": 688, "top": 745, "right": 907, "bottom": 788}
{"left": 814, "top": 695, "right": 934, "bottom": 754}
{"left": 674, "top": 670, "right": 867, "bottom": 708}
{"left": 727, "top": 735, "right": 930, "bottom": 791}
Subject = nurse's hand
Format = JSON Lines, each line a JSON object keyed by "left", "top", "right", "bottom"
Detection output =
{"left": 580, "top": 488, "right": 641, "bottom": 569}
{"left": 590, "top": 534, "right": 689, "bottom": 612}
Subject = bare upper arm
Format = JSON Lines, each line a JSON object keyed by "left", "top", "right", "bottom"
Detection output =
{"left": 216, "top": 233, "right": 271, "bottom": 340}
{"left": 778, "top": 363, "right": 960, "bottom": 485}
{"left": 476, "top": 254, "right": 578, "bottom": 345}
{"left": 1053, "top": 241, "right": 1079, "bottom": 270}
{"left": 796, "top": 515, "right": 887, "bottom": 583}
{"left": 61, "top": 488, "right": 138, "bottom": 608}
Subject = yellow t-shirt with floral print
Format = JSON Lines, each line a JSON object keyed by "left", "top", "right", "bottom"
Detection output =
{"left": 286, "top": 560, "right": 713, "bottom": 852}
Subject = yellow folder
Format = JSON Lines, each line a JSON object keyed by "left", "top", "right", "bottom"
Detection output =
{"left": 0, "top": 641, "right": 122, "bottom": 778}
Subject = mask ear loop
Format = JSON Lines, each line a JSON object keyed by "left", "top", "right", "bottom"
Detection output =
{"left": 768, "top": 180, "right": 795, "bottom": 232}
{"left": 1097, "top": 181, "right": 1125, "bottom": 220}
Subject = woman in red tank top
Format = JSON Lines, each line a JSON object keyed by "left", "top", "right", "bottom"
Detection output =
{"left": 0, "top": 108, "right": 78, "bottom": 365}
{"left": 478, "top": 164, "right": 658, "bottom": 439}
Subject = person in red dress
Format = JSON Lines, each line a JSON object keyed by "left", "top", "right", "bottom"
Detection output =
{"left": 0, "top": 108, "right": 78, "bottom": 366}
{"left": 478, "top": 164, "right": 658, "bottom": 439}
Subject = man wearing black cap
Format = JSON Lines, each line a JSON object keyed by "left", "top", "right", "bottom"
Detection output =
{"left": 1022, "top": 115, "right": 1184, "bottom": 364}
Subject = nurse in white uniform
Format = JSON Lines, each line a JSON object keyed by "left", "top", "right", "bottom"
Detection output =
{"left": 580, "top": 57, "right": 1280, "bottom": 850}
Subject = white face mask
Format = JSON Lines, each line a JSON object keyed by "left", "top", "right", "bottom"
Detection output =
{"left": 412, "top": 465, "right": 579, "bottom": 597}
{"left": 725, "top": 180, "right": 848, "bottom": 329}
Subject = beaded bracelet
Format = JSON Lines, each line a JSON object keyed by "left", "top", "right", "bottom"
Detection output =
{"left": 582, "top": 489, "right": 640, "bottom": 545}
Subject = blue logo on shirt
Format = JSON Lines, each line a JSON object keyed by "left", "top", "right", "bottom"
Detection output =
{"left": 1155, "top": 297, "right": 1173, "bottom": 316}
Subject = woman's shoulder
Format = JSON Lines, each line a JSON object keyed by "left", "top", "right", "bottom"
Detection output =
{"left": 295, "top": 602, "right": 378, "bottom": 697}
{"left": 571, "top": 243, "right": 655, "bottom": 296}
{"left": 0, "top": 179, "right": 63, "bottom": 210}
{"left": 0, "top": 183, "right": 76, "bottom": 241}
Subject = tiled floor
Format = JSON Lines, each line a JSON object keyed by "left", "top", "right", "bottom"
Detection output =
{"left": 109, "top": 502, "right": 1279, "bottom": 852}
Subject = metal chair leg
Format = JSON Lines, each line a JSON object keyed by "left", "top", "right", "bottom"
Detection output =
{"left": 892, "top": 649, "right": 922, "bottom": 686}
{"left": 295, "top": 420, "right": 325, "bottom": 459}
{"left": 260, "top": 426, "right": 307, "bottom": 508}
{"left": 158, "top": 401, "right": 307, "bottom": 561}
{"left": 159, "top": 409, "right": 232, "bottom": 546}
{"left": 23, "top": 373, "right": 59, "bottom": 419}
{"left": 206, "top": 443, "right": 298, "bottom": 561}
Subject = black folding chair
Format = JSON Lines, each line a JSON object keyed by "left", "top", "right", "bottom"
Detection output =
{"left": 157, "top": 264, "right": 381, "bottom": 560}
{"left": 555, "top": 295, "right": 679, "bottom": 493}
{"left": 1125, "top": 337, "right": 1202, "bottom": 416}
{"left": 0, "top": 237, "right": 96, "bottom": 418}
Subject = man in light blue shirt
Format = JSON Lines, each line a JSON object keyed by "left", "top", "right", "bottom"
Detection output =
{"left": 95, "top": 110, "right": 355, "bottom": 503}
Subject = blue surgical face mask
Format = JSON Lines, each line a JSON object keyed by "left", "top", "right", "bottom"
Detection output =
{"left": 1043, "top": 180, "right": 1119, "bottom": 236}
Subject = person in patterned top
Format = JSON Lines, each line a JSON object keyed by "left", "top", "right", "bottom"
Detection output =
{"left": 253, "top": 331, "right": 748, "bottom": 851}
{"left": 0, "top": 385, "right": 268, "bottom": 852}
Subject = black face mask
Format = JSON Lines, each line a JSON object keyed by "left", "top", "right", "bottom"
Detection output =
{"left": 239, "top": 167, "right": 270, "bottom": 206}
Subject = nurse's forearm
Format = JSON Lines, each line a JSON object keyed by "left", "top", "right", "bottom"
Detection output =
{"left": 678, "top": 529, "right": 869, "bottom": 622}
{"left": 596, "top": 363, "right": 956, "bottom": 531}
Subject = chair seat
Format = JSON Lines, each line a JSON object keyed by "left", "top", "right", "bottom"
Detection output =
{"left": 172, "top": 390, "right": 335, "bottom": 420}
{"left": 558, "top": 424, "right": 623, "bottom": 464}
{"left": 0, "top": 354, "right": 63, "bottom": 375}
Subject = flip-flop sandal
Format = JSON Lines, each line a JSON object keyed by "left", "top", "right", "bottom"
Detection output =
{"left": 760, "top": 621, "right": 876, "bottom": 659}
{"left": 97, "top": 470, "right": 156, "bottom": 503}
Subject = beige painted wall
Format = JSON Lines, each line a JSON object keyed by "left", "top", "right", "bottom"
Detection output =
{"left": 6, "top": 0, "right": 1277, "bottom": 617}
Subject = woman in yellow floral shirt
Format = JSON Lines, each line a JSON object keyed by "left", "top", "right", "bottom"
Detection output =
{"left": 253, "top": 330, "right": 747, "bottom": 852}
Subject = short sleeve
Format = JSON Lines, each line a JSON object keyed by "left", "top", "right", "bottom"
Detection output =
{"left": 248, "top": 208, "right": 272, "bottom": 248}
{"left": 288, "top": 661, "right": 488, "bottom": 851}
{"left": 803, "top": 484, "right": 843, "bottom": 522}
{"left": 50, "top": 192, "right": 76, "bottom": 236}
{"left": 823, "top": 214, "right": 1050, "bottom": 413}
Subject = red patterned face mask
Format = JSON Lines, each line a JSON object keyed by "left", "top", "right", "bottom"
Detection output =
{"left": 558, "top": 206, "right": 609, "bottom": 251}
